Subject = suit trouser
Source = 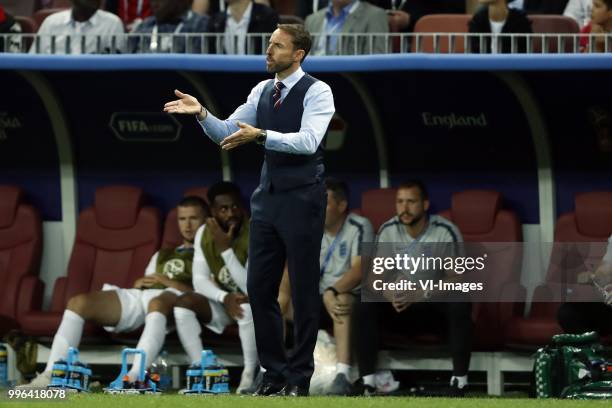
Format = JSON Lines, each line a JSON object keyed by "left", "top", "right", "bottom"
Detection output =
{"left": 354, "top": 300, "right": 473, "bottom": 377}
{"left": 247, "top": 183, "right": 326, "bottom": 388}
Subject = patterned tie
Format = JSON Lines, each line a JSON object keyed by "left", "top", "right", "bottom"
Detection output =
{"left": 273, "top": 81, "right": 285, "bottom": 110}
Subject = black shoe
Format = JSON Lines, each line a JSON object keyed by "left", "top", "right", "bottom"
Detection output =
{"left": 275, "top": 384, "right": 309, "bottom": 397}
{"left": 351, "top": 378, "right": 377, "bottom": 396}
{"left": 252, "top": 381, "right": 286, "bottom": 396}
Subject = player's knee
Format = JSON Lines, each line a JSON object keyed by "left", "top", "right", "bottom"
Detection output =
{"left": 148, "top": 297, "right": 172, "bottom": 315}
{"left": 66, "top": 293, "right": 90, "bottom": 317}
{"left": 174, "top": 293, "right": 196, "bottom": 310}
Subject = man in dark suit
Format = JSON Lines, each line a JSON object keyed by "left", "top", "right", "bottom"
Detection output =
{"left": 164, "top": 24, "right": 335, "bottom": 396}
{"left": 208, "top": 0, "right": 279, "bottom": 54}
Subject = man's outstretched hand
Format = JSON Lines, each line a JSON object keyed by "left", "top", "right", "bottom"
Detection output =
{"left": 220, "top": 121, "right": 261, "bottom": 150}
{"left": 163, "top": 89, "right": 205, "bottom": 119}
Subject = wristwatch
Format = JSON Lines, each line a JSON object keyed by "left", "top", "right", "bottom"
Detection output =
{"left": 256, "top": 129, "right": 267, "bottom": 145}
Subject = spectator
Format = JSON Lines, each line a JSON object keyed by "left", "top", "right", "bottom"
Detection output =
{"left": 105, "top": 0, "right": 153, "bottom": 31}
{"left": 305, "top": 0, "right": 389, "bottom": 55}
{"left": 352, "top": 181, "right": 472, "bottom": 396}
{"left": 208, "top": 0, "right": 279, "bottom": 54}
{"left": 558, "top": 235, "right": 612, "bottom": 335}
{"left": 17, "top": 197, "right": 208, "bottom": 389}
{"left": 0, "top": 6, "right": 22, "bottom": 53}
{"left": 564, "top": 0, "right": 592, "bottom": 27}
{"left": 129, "top": 0, "right": 209, "bottom": 53}
{"left": 31, "top": 0, "right": 125, "bottom": 54}
{"left": 277, "top": 178, "right": 375, "bottom": 395}
{"left": 468, "top": 0, "right": 533, "bottom": 53}
{"left": 172, "top": 182, "right": 259, "bottom": 394}
{"left": 192, "top": 0, "right": 271, "bottom": 17}
{"left": 579, "top": 0, "right": 612, "bottom": 52}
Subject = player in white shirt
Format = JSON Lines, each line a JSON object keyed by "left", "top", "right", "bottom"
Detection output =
{"left": 19, "top": 196, "right": 207, "bottom": 388}
{"left": 172, "top": 182, "right": 258, "bottom": 394}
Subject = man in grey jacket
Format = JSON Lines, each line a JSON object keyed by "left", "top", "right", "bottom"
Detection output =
{"left": 305, "top": 0, "right": 389, "bottom": 55}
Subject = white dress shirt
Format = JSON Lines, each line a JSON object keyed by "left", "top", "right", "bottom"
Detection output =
{"left": 224, "top": 1, "right": 252, "bottom": 55}
{"left": 31, "top": 9, "right": 125, "bottom": 54}
{"left": 198, "top": 66, "right": 335, "bottom": 155}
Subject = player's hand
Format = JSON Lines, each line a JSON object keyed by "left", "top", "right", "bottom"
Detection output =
{"left": 334, "top": 293, "right": 355, "bottom": 316}
{"left": 207, "top": 218, "right": 234, "bottom": 252}
{"left": 220, "top": 122, "right": 260, "bottom": 150}
{"left": 323, "top": 290, "right": 342, "bottom": 324}
{"left": 163, "top": 89, "right": 205, "bottom": 117}
{"left": 134, "top": 276, "right": 157, "bottom": 289}
{"left": 224, "top": 292, "right": 249, "bottom": 319}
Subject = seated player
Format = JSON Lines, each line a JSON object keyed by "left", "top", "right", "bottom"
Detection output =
{"left": 558, "top": 234, "right": 612, "bottom": 335}
{"left": 172, "top": 182, "right": 258, "bottom": 394}
{"left": 19, "top": 196, "right": 208, "bottom": 388}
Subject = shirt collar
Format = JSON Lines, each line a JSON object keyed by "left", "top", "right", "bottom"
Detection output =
{"left": 325, "top": 0, "right": 359, "bottom": 20}
{"left": 275, "top": 66, "right": 304, "bottom": 91}
{"left": 226, "top": 1, "right": 253, "bottom": 24}
{"left": 66, "top": 8, "right": 100, "bottom": 26}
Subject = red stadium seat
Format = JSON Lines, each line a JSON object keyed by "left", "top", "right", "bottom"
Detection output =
{"left": 504, "top": 192, "right": 612, "bottom": 348}
{"left": 274, "top": 0, "right": 297, "bottom": 16}
{"left": 0, "top": 186, "right": 43, "bottom": 335}
{"left": 361, "top": 188, "right": 397, "bottom": 232}
{"left": 161, "top": 187, "right": 209, "bottom": 249}
{"left": 412, "top": 14, "right": 471, "bottom": 53}
{"left": 439, "top": 190, "right": 523, "bottom": 350}
{"left": 279, "top": 14, "right": 304, "bottom": 25}
{"left": 19, "top": 186, "right": 160, "bottom": 337}
{"left": 528, "top": 15, "right": 580, "bottom": 53}
{"left": 32, "top": 8, "right": 67, "bottom": 29}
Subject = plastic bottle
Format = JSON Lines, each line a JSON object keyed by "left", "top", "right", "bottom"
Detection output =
{"left": 0, "top": 343, "right": 8, "bottom": 387}
{"left": 150, "top": 350, "right": 171, "bottom": 390}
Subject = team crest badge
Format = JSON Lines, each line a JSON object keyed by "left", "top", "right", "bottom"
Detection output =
{"left": 163, "top": 259, "right": 185, "bottom": 279}
{"left": 339, "top": 242, "right": 348, "bottom": 258}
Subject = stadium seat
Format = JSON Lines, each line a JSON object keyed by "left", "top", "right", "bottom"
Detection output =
{"left": 504, "top": 192, "right": 612, "bottom": 348}
{"left": 51, "top": 0, "right": 72, "bottom": 7}
{"left": 412, "top": 14, "right": 471, "bottom": 53}
{"left": 32, "top": 8, "right": 67, "bottom": 29}
{"left": 361, "top": 188, "right": 397, "bottom": 232}
{"left": 13, "top": 16, "right": 37, "bottom": 33}
{"left": 161, "top": 187, "right": 209, "bottom": 249}
{"left": 528, "top": 15, "right": 580, "bottom": 53}
{"left": 439, "top": 190, "right": 523, "bottom": 350}
{"left": 274, "top": 0, "right": 297, "bottom": 16}
{"left": 0, "top": 186, "right": 43, "bottom": 335}
{"left": 1, "top": 0, "right": 37, "bottom": 17}
{"left": 19, "top": 186, "right": 160, "bottom": 337}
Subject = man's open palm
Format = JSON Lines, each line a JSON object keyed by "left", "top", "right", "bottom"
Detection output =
{"left": 163, "top": 89, "right": 201, "bottom": 115}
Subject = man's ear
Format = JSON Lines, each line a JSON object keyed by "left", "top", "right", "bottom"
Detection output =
{"left": 423, "top": 199, "right": 430, "bottom": 212}
{"left": 294, "top": 49, "right": 305, "bottom": 63}
{"left": 339, "top": 200, "right": 348, "bottom": 214}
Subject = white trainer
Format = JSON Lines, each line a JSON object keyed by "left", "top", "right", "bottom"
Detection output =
{"left": 236, "top": 369, "right": 255, "bottom": 394}
{"left": 16, "top": 371, "right": 52, "bottom": 389}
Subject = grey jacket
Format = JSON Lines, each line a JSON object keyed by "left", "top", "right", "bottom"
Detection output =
{"left": 305, "top": 1, "right": 389, "bottom": 55}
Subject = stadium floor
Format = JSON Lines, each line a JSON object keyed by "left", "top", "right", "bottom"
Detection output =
{"left": 4, "top": 394, "right": 611, "bottom": 408}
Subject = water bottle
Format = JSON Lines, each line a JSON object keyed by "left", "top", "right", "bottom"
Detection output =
{"left": 0, "top": 343, "right": 8, "bottom": 388}
{"left": 151, "top": 350, "right": 171, "bottom": 390}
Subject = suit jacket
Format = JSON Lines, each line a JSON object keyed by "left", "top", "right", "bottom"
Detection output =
{"left": 208, "top": 2, "right": 279, "bottom": 54}
{"left": 468, "top": 7, "right": 532, "bottom": 53}
{"left": 305, "top": 1, "right": 389, "bottom": 55}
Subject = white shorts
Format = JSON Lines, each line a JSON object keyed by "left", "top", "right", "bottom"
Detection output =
{"left": 101, "top": 284, "right": 182, "bottom": 333}
{"left": 205, "top": 300, "right": 234, "bottom": 334}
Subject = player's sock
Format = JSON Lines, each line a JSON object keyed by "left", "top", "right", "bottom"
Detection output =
{"left": 44, "top": 310, "right": 84, "bottom": 372}
{"left": 336, "top": 362, "right": 351, "bottom": 379}
{"left": 127, "top": 312, "right": 167, "bottom": 382}
{"left": 450, "top": 375, "right": 468, "bottom": 389}
{"left": 174, "top": 306, "right": 203, "bottom": 364}
{"left": 236, "top": 304, "right": 258, "bottom": 372}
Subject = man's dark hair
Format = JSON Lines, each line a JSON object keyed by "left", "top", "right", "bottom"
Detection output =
{"left": 398, "top": 180, "right": 429, "bottom": 201}
{"left": 178, "top": 196, "right": 210, "bottom": 216}
{"left": 207, "top": 181, "right": 242, "bottom": 206}
{"left": 325, "top": 177, "right": 350, "bottom": 210}
{"left": 604, "top": 0, "right": 612, "bottom": 9}
{"left": 277, "top": 24, "right": 312, "bottom": 63}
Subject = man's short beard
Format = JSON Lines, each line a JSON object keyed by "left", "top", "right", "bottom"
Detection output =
{"left": 399, "top": 212, "right": 423, "bottom": 226}
{"left": 267, "top": 60, "right": 293, "bottom": 74}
